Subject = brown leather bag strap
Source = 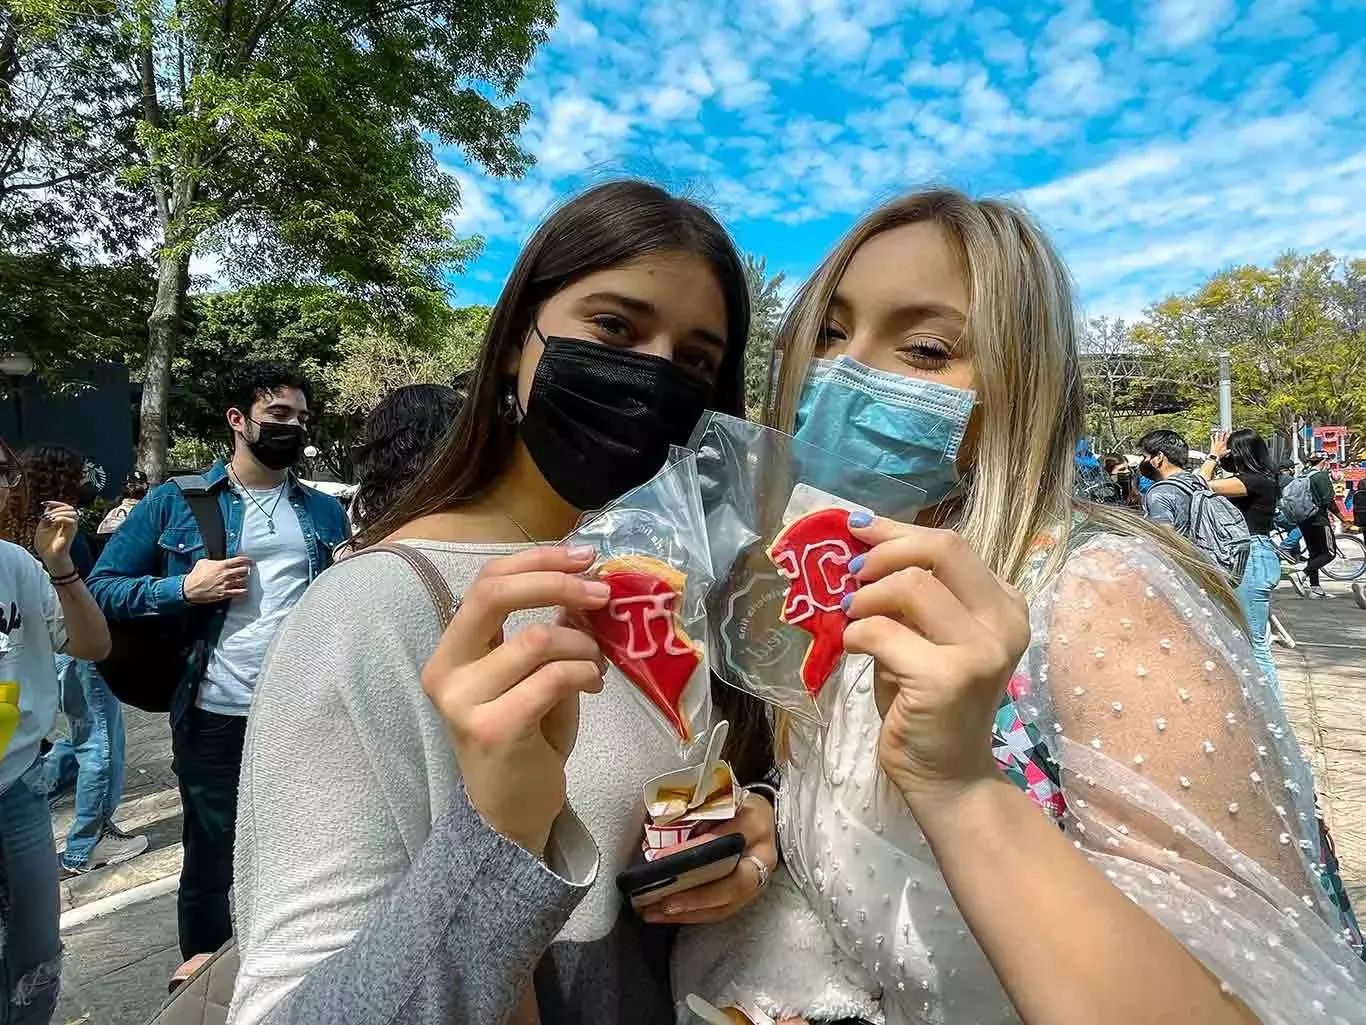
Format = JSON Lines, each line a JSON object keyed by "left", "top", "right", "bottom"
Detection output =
{"left": 356, "top": 543, "right": 459, "bottom": 628}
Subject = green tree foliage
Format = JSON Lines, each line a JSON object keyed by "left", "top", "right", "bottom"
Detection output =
{"left": 1131, "top": 252, "right": 1366, "bottom": 451}
{"left": 0, "top": 250, "right": 153, "bottom": 378}
{"left": 743, "top": 253, "right": 786, "bottom": 417}
{"left": 104, "top": 0, "right": 554, "bottom": 479}
{"left": 167, "top": 282, "right": 490, "bottom": 478}
{"left": 0, "top": 1, "right": 144, "bottom": 250}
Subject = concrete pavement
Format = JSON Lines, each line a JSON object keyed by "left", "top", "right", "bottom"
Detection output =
{"left": 50, "top": 579, "right": 1366, "bottom": 1024}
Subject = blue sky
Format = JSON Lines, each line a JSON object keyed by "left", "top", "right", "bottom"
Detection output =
{"left": 442, "top": 0, "right": 1366, "bottom": 322}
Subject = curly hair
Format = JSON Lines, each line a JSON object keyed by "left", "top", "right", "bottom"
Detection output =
{"left": 221, "top": 362, "right": 314, "bottom": 419}
{"left": 351, "top": 384, "right": 461, "bottom": 532}
{"left": 13, "top": 444, "right": 85, "bottom": 552}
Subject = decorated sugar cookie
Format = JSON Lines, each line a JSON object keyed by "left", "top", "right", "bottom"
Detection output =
{"left": 584, "top": 555, "right": 703, "bottom": 742}
{"left": 766, "top": 507, "right": 870, "bottom": 698}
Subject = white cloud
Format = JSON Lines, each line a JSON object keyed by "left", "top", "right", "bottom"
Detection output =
{"left": 443, "top": 0, "right": 1366, "bottom": 323}
{"left": 553, "top": 6, "right": 600, "bottom": 45}
{"left": 1026, "top": 0, "right": 1126, "bottom": 116}
{"left": 648, "top": 85, "right": 701, "bottom": 121}
{"left": 526, "top": 93, "right": 633, "bottom": 176}
{"left": 1144, "top": 0, "right": 1235, "bottom": 49}
{"left": 447, "top": 170, "right": 503, "bottom": 235}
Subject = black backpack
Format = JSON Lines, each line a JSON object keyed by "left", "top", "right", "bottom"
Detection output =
{"left": 97, "top": 477, "right": 225, "bottom": 713}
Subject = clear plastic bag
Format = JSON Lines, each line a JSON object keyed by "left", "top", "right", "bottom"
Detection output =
{"left": 687, "top": 412, "right": 927, "bottom": 723}
{"left": 565, "top": 453, "right": 714, "bottom": 755}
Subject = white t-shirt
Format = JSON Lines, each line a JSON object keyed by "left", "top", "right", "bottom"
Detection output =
{"left": 198, "top": 485, "right": 309, "bottom": 716}
{"left": 0, "top": 539, "right": 67, "bottom": 792}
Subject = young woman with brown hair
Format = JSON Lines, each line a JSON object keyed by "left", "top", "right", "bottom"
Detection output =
{"left": 228, "top": 181, "right": 777, "bottom": 1025}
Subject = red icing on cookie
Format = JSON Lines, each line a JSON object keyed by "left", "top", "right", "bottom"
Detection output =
{"left": 766, "top": 507, "right": 870, "bottom": 698}
{"left": 584, "top": 556, "right": 702, "bottom": 741}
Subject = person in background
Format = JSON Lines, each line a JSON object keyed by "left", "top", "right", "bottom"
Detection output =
{"left": 88, "top": 363, "right": 350, "bottom": 960}
{"left": 12, "top": 445, "right": 149, "bottom": 874}
{"left": 97, "top": 470, "right": 151, "bottom": 536}
{"left": 1104, "top": 453, "right": 1133, "bottom": 505}
{"left": 1294, "top": 453, "right": 1339, "bottom": 599}
{"left": 1136, "top": 429, "right": 1206, "bottom": 530}
{"left": 1198, "top": 429, "right": 1284, "bottom": 693}
{"left": 0, "top": 433, "right": 112, "bottom": 1025}
{"left": 349, "top": 384, "right": 462, "bottom": 535}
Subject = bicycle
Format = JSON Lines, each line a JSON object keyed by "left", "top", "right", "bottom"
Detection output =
{"left": 1270, "top": 523, "right": 1366, "bottom": 595}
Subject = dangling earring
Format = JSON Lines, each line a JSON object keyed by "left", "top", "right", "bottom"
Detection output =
{"left": 500, "top": 383, "right": 522, "bottom": 424}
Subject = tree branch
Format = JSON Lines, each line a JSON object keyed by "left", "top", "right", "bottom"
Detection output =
{"left": 138, "top": 14, "right": 171, "bottom": 229}
{"left": 0, "top": 78, "right": 55, "bottom": 183}
{"left": 337, "top": 0, "right": 437, "bottom": 33}
{"left": 176, "top": 0, "right": 188, "bottom": 105}
{"left": 234, "top": 0, "right": 294, "bottom": 68}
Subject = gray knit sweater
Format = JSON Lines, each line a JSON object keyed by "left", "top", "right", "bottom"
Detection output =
{"left": 228, "top": 540, "right": 688, "bottom": 1025}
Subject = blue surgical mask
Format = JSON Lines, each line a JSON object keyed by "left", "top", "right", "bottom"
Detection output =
{"left": 794, "top": 356, "right": 976, "bottom": 504}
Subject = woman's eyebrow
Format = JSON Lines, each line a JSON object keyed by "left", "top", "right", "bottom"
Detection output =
{"left": 687, "top": 328, "right": 726, "bottom": 353}
{"left": 576, "top": 291, "right": 655, "bottom": 315}
{"left": 895, "top": 301, "right": 966, "bottom": 324}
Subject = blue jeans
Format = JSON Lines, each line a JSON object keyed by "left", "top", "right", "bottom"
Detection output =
{"left": 1236, "top": 535, "right": 1283, "bottom": 696}
{"left": 0, "top": 762, "right": 62, "bottom": 1025}
{"left": 42, "top": 657, "right": 127, "bottom": 868}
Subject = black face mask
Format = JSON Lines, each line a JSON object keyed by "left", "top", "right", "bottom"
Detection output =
{"left": 1138, "top": 458, "right": 1161, "bottom": 482}
{"left": 1218, "top": 453, "right": 1236, "bottom": 473}
{"left": 244, "top": 419, "right": 306, "bottom": 471}
{"left": 518, "top": 336, "right": 712, "bottom": 511}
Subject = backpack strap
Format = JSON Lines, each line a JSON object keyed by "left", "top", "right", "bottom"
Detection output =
{"left": 171, "top": 475, "right": 227, "bottom": 561}
{"left": 1148, "top": 474, "right": 1203, "bottom": 498}
{"left": 354, "top": 543, "right": 459, "bottom": 628}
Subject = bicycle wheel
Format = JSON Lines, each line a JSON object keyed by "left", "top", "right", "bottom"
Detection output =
{"left": 1324, "top": 533, "right": 1366, "bottom": 581}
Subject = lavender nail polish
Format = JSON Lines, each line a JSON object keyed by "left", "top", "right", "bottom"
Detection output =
{"left": 848, "top": 511, "right": 873, "bottom": 528}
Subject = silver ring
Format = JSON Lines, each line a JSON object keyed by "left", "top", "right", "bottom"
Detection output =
{"left": 743, "top": 853, "right": 770, "bottom": 890}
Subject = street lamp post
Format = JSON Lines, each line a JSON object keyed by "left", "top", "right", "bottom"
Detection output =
{"left": 0, "top": 353, "right": 36, "bottom": 444}
{"left": 1217, "top": 351, "right": 1232, "bottom": 432}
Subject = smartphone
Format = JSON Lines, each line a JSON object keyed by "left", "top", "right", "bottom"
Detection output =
{"left": 615, "top": 832, "right": 746, "bottom": 910}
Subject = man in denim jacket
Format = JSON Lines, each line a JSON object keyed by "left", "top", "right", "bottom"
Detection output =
{"left": 88, "top": 363, "right": 349, "bottom": 959}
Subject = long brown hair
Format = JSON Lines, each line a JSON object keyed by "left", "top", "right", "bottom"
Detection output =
{"left": 15, "top": 444, "right": 85, "bottom": 554}
{"left": 355, "top": 180, "right": 751, "bottom": 549}
{"left": 358, "top": 180, "right": 773, "bottom": 781}
{"left": 769, "top": 187, "right": 1243, "bottom": 620}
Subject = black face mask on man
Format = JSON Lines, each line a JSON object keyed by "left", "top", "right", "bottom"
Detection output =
{"left": 1138, "top": 457, "right": 1162, "bottom": 482}
{"left": 242, "top": 418, "right": 306, "bottom": 471}
{"left": 515, "top": 332, "right": 712, "bottom": 511}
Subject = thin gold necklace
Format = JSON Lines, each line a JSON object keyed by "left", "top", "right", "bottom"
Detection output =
{"left": 500, "top": 507, "right": 537, "bottom": 544}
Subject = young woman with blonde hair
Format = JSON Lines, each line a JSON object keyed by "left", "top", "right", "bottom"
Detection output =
{"left": 674, "top": 189, "right": 1364, "bottom": 1025}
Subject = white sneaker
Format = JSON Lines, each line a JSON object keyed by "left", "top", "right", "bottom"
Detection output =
{"left": 65, "top": 828, "right": 149, "bottom": 873}
{"left": 1307, "top": 587, "right": 1335, "bottom": 600}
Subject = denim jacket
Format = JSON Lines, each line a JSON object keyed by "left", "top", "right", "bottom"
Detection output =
{"left": 87, "top": 459, "right": 350, "bottom": 728}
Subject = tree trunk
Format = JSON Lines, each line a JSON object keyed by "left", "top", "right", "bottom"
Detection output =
{"left": 138, "top": 247, "right": 189, "bottom": 482}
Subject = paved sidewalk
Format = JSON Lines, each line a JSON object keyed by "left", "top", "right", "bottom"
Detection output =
{"left": 1270, "top": 580, "right": 1366, "bottom": 911}
{"left": 51, "top": 581, "right": 1366, "bottom": 1024}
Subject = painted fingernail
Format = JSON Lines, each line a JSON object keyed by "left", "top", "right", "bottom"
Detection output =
{"left": 568, "top": 545, "right": 596, "bottom": 560}
{"left": 584, "top": 581, "right": 611, "bottom": 599}
{"left": 848, "top": 511, "right": 873, "bottom": 528}
{"left": 848, "top": 553, "right": 865, "bottom": 574}
{"left": 841, "top": 593, "right": 854, "bottom": 613}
